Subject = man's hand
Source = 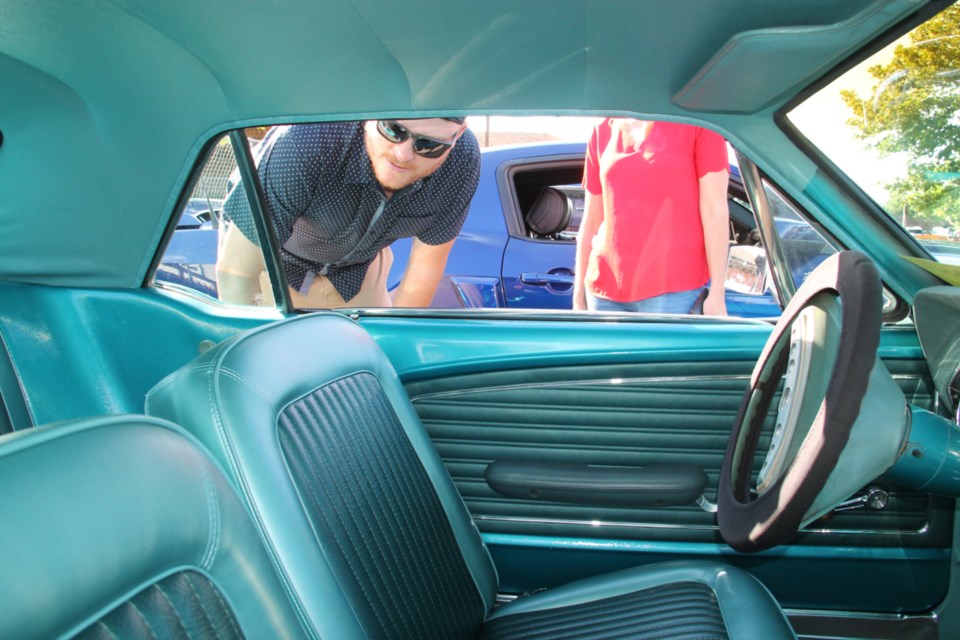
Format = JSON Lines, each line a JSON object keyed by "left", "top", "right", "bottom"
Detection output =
{"left": 392, "top": 238, "right": 455, "bottom": 307}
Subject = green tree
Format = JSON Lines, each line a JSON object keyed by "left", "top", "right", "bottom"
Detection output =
{"left": 841, "top": 5, "right": 960, "bottom": 230}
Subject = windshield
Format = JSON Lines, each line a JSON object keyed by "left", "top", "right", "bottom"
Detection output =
{"left": 788, "top": 2, "right": 960, "bottom": 263}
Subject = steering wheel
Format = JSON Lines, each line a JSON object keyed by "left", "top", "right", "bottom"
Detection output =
{"left": 718, "top": 251, "right": 908, "bottom": 553}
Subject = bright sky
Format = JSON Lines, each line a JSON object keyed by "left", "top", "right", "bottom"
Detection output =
{"left": 787, "top": 38, "right": 910, "bottom": 206}
{"left": 465, "top": 115, "right": 600, "bottom": 142}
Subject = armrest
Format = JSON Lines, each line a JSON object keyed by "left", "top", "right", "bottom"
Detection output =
{"left": 484, "top": 460, "right": 708, "bottom": 508}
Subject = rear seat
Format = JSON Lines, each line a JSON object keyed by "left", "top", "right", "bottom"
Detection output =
{"left": 0, "top": 415, "right": 310, "bottom": 639}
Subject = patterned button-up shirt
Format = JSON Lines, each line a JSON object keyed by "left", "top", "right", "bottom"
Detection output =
{"left": 223, "top": 121, "right": 480, "bottom": 300}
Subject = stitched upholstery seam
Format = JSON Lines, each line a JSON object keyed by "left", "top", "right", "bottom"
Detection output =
{"left": 203, "top": 360, "right": 320, "bottom": 640}
{"left": 198, "top": 453, "right": 221, "bottom": 570}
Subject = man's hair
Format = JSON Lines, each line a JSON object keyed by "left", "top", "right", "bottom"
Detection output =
{"left": 442, "top": 117, "right": 466, "bottom": 124}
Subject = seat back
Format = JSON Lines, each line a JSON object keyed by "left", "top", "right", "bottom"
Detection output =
{"left": 147, "top": 313, "right": 499, "bottom": 639}
{"left": 0, "top": 415, "right": 308, "bottom": 639}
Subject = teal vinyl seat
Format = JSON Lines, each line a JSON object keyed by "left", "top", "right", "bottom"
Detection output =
{"left": 147, "top": 312, "right": 796, "bottom": 639}
{"left": 0, "top": 415, "right": 309, "bottom": 639}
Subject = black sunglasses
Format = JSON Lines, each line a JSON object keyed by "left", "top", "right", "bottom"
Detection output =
{"left": 376, "top": 120, "right": 458, "bottom": 159}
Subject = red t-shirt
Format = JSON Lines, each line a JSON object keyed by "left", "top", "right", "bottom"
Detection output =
{"left": 582, "top": 119, "right": 728, "bottom": 302}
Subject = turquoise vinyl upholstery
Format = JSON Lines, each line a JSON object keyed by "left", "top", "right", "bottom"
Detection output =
{"left": 0, "top": 415, "right": 308, "bottom": 639}
{"left": 146, "top": 312, "right": 796, "bottom": 639}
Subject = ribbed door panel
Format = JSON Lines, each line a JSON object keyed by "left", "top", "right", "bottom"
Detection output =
{"left": 407, "top": 359, "right": 949, "bottom": 546}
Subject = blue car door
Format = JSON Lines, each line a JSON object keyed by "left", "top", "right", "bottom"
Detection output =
{"left": 501, "top": 237, "right": 576, "bottom": 309}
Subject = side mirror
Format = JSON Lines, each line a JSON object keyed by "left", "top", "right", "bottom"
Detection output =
{"left": 726, "top": 245, "right": 769, "bottom": 295}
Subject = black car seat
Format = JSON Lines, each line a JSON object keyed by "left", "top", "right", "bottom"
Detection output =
{"left": 526, "top": 187, "right": 571, "bottom": 238}
{"left": 0, "top": 415, "right": 309, "bottom": 639}
{"left": 147, "top": 312, "right": 796, "bottom": 639}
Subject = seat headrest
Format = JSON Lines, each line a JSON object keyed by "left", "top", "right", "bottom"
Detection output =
{"left": 526, "top": 188, "right": 571, "bottom": 237}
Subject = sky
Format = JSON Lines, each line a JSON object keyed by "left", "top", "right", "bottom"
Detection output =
{"left": 465, "top": 115, "right": 601, "bottom": 142}
{"left": 787, "top": 39, "right": 909, "bottom": 206}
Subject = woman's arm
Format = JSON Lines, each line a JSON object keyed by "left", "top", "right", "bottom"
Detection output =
{"left": 698, "top": 169, "right": 730, "bottom": 316}
{"left": 573, "top": 190, "right": 604, "bottom": 310}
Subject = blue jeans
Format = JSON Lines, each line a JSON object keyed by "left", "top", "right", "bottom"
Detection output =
{"left": 587, "top": 287, "right": 706, "bottom": 314}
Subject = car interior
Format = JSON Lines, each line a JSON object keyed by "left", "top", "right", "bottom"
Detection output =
{"left": 4, "top": 0, "right": 960, "bottom": 639}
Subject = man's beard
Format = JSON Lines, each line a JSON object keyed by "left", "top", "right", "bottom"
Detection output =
{"left": 365, "top": 138, "right": 445, "bottom": 192}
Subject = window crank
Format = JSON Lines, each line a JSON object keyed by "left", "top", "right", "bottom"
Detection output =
{"left": 833, "top": 487, "right": 890, "bottom": 512}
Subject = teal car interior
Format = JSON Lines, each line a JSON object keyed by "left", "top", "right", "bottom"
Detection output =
{"left": 2, "top": 1, "right": 960, "bottom": 639}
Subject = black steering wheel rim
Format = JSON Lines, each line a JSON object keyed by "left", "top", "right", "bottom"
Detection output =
{"left": 718, "top": 251, "right": 883, "bottom": 553}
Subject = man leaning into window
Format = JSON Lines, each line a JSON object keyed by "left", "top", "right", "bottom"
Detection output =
{"left": 217, "top": 117, "right": 479, "bottom": 308}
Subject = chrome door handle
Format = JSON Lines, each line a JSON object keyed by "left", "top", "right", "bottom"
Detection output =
{"left": 520, "top": 272, "right": 575, "bottom": 285}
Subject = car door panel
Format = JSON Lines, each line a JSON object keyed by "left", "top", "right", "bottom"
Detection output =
{"left": 0, "top": 282, "right": 279, "bottom": 425}
{"left": 362, "top": 315, "right": 950, "bottom": 613}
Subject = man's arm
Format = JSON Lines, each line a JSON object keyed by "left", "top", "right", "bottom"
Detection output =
{"left": 698, "top": 169, "right": 730, "bottom": 316}
{"left": 216, "top": 221, "right": 274, "bottom": 306}
{"left": 392, "top": 238, "right": 455, "bottom": 307}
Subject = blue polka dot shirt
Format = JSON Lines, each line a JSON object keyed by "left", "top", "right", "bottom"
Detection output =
{"left": 223, "top": 121, "right": 480, "bottom": 300}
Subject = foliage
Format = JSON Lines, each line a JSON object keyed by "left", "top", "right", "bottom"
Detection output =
{"left": 841, "top": 5, "right": 960, "bottom": 229}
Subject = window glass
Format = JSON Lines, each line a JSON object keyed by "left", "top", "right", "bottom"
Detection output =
{"left": 789, "top": 3, "right": 960, "bottom": 260}
{"left": 762, "top": 182, "right": 837, "bottom": 289}
{"left": 154, "top": 132, "right": 275, "bottom": 306}
{"left": 154, "top": 117, "right": 844, "bottom": 320}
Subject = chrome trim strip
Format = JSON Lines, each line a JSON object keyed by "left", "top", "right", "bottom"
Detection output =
{"left": 412, "top": 372, "right": 929, "bottom": 403}
{"left": 410, "top": 374, "right": 752, "bottom": 403}
{"left": 474, "top": 514, "right": 932, "bottom": 537}
{"left": 474, "top": 514, "right": 718, "bottom": 532}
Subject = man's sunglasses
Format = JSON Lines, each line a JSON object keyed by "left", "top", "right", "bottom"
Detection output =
{"left": 376, "top": 120, "right": 458, "bottom": 159}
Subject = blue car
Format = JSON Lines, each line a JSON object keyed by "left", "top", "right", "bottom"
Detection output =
{"left": 154, "top": 197, "right": 223, "bottom": 296}
{"left": 390, "top": 142, "right": 834, "bottom": 317}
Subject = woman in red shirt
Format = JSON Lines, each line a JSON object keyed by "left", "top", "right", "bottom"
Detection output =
{"left": 573, "top": 118, "right": 730, "bottom": 315}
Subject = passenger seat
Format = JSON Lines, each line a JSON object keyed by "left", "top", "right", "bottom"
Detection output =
{"left": 0, "top": 415, "right": 310, "bottom": 639}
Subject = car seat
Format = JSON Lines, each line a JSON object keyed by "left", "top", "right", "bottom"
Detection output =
{"left": 0, "top": 415, "right": 309, "bottom": 639}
